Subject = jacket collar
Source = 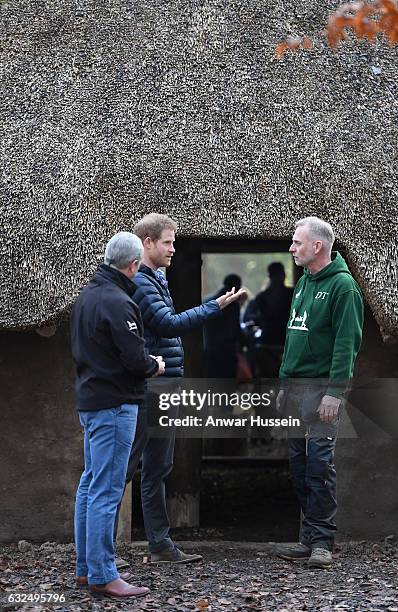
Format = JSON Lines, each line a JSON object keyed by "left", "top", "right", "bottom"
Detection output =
{"left": 137, "top": 263, "right": 170, "bottom": 292}
{"left": 95, "top": 264, "right": 137, "bottom": 297}
{"left": 138, "top": 263, "right": 157, "bottom": 278}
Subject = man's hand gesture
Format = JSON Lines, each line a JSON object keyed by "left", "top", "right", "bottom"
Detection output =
{"left": 216, "top": 287, "right": 247, "bottom": 310}
{"left": 317, "top": 394, "right": 341, "bottom": 423}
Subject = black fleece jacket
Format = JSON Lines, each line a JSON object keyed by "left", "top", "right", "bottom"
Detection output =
{"left": 70, "top": 264, "right": 159, "bottom": 411}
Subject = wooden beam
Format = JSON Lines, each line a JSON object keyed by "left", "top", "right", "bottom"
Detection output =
{"left": 116, "top": 481, "right": 132, "bottom": 543}
{"left": 166, "top": 240, "right": 203, "bottom": 527}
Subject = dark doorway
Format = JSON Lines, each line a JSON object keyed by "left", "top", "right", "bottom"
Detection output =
{"left": 131, "top": 237, "right": 300, "bottom": 542}
{"left": 200, "top": 238, "right": 298, "bottom": 541}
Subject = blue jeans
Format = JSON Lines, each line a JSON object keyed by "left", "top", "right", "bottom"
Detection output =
{"left": 74, "top": 404, "right": 138, "bottom": 584}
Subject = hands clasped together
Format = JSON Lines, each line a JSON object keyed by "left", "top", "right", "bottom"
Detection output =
{"left": 150, "top": 355, "right": 166, "bottom": 376}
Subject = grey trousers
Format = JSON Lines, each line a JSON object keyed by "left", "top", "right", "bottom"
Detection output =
{"left": 114, "top": 401, "right": 177, "bottom": 553}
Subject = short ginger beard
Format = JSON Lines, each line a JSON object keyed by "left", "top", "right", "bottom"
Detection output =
{"left": 143, "top": 247, "right": 169, "bottom": 270}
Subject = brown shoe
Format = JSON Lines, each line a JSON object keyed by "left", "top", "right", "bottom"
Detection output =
{"left": 76, "top": 571, "right": 133, "bottom": 588}
{"left": 89, "top": 578, "right": 149, "bottom": 599}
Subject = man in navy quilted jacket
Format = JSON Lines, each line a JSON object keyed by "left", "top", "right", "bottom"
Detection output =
{"left": 116, "top": 213, "right": 245, "bottom": 564}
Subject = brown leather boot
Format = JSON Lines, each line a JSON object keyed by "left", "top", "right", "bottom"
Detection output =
{"left": 76, "top": 571, "right": 133, "bottom": 588}
{"left": 89, "top": 578, "right": 150, "bottom": 599}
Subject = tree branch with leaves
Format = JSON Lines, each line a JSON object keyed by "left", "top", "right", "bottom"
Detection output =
{"left": 276, "top": 0, "right": 398, "bottom": 56}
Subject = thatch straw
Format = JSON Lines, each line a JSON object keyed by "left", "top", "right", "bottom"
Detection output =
{"left": 0, "top": 1, "right": 397, "bottom": 335}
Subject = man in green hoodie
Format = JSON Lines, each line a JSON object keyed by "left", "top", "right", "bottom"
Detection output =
{"left": 275, "top": 216, "right": 363, "bottom": 568}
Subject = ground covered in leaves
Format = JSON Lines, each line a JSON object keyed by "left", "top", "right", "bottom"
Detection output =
{"left": 1, "top": 539, "right": 398, "bottom": 611}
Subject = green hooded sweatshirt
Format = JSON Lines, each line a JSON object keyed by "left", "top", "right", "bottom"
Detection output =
{"left": 279, "top": 252, "right": 364, "bottom": 398}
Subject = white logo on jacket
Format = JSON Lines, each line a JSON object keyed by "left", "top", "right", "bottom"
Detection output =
{"left": 315, "top": 291, "right": 329, "bottom": 300}
{"left": 288, "top": 308, "right": 309, "bottom": 331}
{"left": 126, "top": 320, "right": 138, "bottom": 332}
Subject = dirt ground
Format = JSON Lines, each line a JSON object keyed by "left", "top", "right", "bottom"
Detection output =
{"left": 1, "top": 539, "right": 398, "bottom": 611}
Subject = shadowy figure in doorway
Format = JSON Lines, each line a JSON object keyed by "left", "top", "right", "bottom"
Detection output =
{"left": 204, "top": 274, "right": 242, "bottom": 379}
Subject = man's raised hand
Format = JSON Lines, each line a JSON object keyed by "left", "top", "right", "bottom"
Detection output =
{"left": 216, "top": 287, "right": 247, "bottom": 310}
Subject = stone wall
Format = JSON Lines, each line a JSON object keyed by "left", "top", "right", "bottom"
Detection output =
{"left": 0, "top": 323, "right": 82, "bottom": 543}
{"left": 336, "top": 305, "right": 398, "bottom": 539}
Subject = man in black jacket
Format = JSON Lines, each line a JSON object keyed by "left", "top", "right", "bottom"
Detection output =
{"left": 255, "top": 262, "right": 293, "bottom": 346}
{"left": 71, "top": 232, "right": 165, "bottom": 600}
{"left": 115, "top": 214, "right": 245, "bottom": 565}
{"left": 203, "top": 274, "right": 242, "bottom": 378}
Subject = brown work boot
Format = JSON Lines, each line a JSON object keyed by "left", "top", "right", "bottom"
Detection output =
{"left": 89, "top": 578, "right": 149, "bottom": 599}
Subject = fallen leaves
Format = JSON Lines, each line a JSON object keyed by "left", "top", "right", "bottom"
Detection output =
{"left": 0, "top": 541, "right": 398, "bottom": 610}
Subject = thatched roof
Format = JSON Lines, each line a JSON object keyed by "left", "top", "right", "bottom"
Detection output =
{"left": 1, "top": 0, "right": 397, "bottom": 335}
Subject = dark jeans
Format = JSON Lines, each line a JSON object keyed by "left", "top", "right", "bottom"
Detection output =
{"left": 115, "top": 393, "right": 177, "bottom": 553}
{"left": 284, "top": 385, "right": 338, "bottom": 551}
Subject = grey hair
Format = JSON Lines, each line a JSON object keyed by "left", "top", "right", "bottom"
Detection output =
{"left": 104, "top": 232, "right": 143, "bottom": 269}
{"left": 295, "top": 216, "right": 335, "bottom": 252}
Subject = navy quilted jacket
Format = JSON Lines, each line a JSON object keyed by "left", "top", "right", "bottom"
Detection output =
{"left": 133, "top": 264, "right": 220, "bottom": 377}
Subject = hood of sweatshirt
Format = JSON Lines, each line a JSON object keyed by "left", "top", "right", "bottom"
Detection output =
{"left": 304, "top": 251, "right": 351, "bottom": 282}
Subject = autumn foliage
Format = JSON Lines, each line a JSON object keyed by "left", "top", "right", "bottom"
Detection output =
{"left": 276, "top": 0, "right": 398, "bottom": 56}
